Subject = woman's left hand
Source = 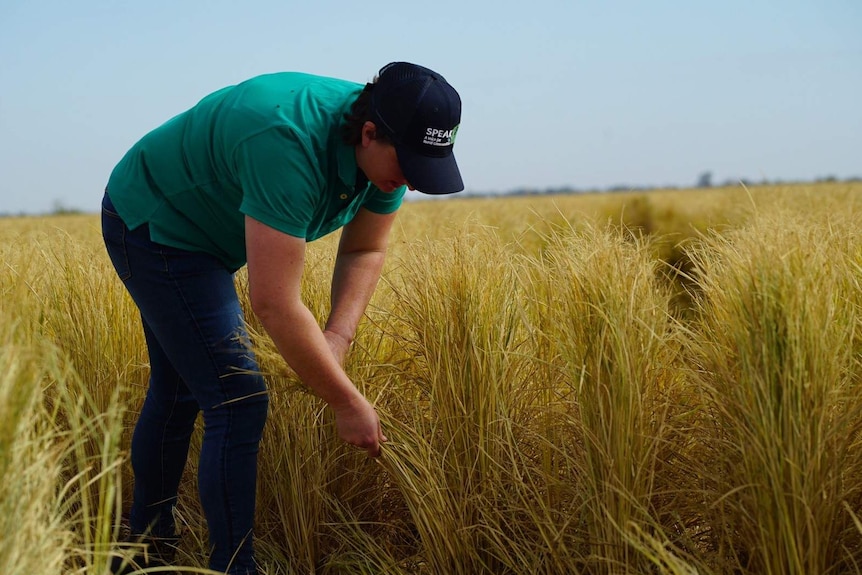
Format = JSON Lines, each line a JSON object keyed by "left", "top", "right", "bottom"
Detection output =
{"left": 323, "top": 329, "right": 351, "bottom": 367}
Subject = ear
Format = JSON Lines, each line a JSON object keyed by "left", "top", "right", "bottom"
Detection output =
{"left": 360, "top": 121, "right": 377, "bottom": 147}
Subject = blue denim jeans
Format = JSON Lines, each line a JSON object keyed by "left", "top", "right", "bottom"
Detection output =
{"left": 101, "top": 192, "right": 268, "bottom": 575}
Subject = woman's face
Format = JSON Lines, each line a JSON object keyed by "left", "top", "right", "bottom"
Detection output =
{"left": 355, "top": 121, "right": 413, "bottom": 193}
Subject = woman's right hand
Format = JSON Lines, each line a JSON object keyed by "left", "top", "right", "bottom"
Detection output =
{"left": 331, "top": 394, "right": 388, "bottom": 457}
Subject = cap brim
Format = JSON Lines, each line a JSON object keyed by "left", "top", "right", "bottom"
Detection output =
{"left": 396, "top": 146, "right": 464, "bottom": 195}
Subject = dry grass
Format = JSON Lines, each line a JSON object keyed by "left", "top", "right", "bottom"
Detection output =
{"left": 2, "top": 181, "right": 862, "bottom": 574}
{"left": 685, "top": 209, "right": 862, "bottom": 573}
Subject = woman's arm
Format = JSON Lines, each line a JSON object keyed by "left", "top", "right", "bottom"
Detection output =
{"left": 323, "top": 207, "right": 399, "bottom": 363}
{"left": 244, "top": 215, "right": 387, "bottom": 456}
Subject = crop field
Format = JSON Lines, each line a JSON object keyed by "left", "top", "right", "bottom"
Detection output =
{"left": 2, "top": 181, "right": 862, "bottom": 574}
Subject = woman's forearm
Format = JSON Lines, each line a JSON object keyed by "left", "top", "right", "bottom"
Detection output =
{"left": 324, "top": 249, "right": 386, "bottom": 345}
{"left": 257, "top": 299, "right": 362, "bottom": 408}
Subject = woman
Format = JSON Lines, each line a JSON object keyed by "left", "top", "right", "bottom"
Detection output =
{"left": 102, "top": 61, "right": 463, "bottom": 574}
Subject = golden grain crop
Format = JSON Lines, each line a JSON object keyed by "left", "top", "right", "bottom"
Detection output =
{"left": 2, "top": 182, "right": 861, "bottom": 574}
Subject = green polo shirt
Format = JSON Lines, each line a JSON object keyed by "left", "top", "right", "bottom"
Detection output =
{"left": 106, "top": 72, "right": 405, "bottom": 271}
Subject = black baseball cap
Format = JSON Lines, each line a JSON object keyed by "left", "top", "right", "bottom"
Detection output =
{"left": 370, "top": 62, "right": 464, "bottom": 195}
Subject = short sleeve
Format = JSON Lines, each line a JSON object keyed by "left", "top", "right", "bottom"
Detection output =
{"left": 362, "top": 185, "right": 406, "bottom": 214}
{"left": 235, "top": 127, "right": 322, "bottom": 238}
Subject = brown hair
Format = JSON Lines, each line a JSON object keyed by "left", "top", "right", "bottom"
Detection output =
{"left": 341, "top": 79, "right": 391, "bottom": 146}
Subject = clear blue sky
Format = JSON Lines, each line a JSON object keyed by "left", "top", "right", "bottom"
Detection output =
{"left": 1, "top": 0, "right": 860, "bottom": 214}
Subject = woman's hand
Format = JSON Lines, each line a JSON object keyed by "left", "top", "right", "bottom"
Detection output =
{"left": 323, "top": 329, "right": 351, "bottom": 367}
{"left": 330, "top": 394, "right": 388, "bottom": 457}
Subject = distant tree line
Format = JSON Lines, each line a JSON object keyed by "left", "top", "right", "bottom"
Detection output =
{"left": 457, "top": 173, "right": 862, "bottom": 200}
